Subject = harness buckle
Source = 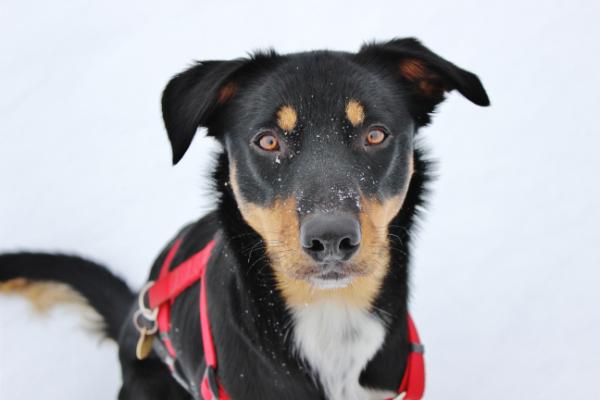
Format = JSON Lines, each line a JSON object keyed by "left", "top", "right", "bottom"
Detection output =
{"left": 410, "top": 343, "right": 425, "bottom": 354}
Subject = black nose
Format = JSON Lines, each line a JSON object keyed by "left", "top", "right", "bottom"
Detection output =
{"left": 300, "top": 214, "right": 361, "bottom": 262}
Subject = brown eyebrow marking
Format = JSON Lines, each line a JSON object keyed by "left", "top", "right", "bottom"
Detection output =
{"left": 345, "top": 99, "right": 365, "bottom": 127}
{"left": 277, "top": 105, "right": 297, "bottom": 132}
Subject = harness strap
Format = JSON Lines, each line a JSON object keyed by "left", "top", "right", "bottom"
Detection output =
{"left": 199, "top": 266, "right": 230, "bottom": 400}
{"left": 200, "top": 273, "right": 217, "bottom": 366}
{"left": 155, "top": 239, "right": 183, "bottom": 358}
{"left": 147, "top": 238, "right": 425, "bottom": 400}
{"left": 148, "top": 240, "right": 229, "bottom": 399}
{"left": 393, "top": 314, "right": 426, "bottom": 400}
{"left": 148, "top": 240, "right": 214, "bottom": 309}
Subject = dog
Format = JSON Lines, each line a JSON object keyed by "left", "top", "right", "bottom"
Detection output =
{"left": 0, "top": 38, "right": 489, "bottom": 400}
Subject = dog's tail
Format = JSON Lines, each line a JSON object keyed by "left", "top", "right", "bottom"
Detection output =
{"left": 0, "top": 253, "right": 134, "bottom": 341}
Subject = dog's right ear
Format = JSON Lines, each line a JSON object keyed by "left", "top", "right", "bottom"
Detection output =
{"left": 162, "top": 58, "right": 263, "bottom": 164}
{"left": 357, "top": 38, "right": 490, "bottom": 126}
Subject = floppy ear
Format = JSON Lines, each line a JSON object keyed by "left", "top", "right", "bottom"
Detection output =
{"left": 161, "top": 58, "right": 250, "bottom": 164}
{"left": 357, "top": 38, "right": 490, "bottom": 125}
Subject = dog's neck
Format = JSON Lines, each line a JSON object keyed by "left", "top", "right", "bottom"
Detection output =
{"left": 211, "top": 149, "right": 430, "bottom": 397}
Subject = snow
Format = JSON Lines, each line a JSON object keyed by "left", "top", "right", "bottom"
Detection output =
{"left": 1, "top": 0, "right": 599, "bottom": 398}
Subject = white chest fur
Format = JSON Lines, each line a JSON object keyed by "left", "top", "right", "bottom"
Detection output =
{"left": 291, "top": 301, "right": 395, "bottom": 400}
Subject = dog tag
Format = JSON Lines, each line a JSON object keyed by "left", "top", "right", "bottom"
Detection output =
{"left": 136, "top": 328, "right": 155, "bottom": 360}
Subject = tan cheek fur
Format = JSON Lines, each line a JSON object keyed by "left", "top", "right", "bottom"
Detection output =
{"left": 229, "top": 161, "right": 307, "bottom": 267}
{"left": 348, "top": 153, "right": 415, "bottom": 304}
{"left": 228, "top": 155, "right": 414, "bottom": 310}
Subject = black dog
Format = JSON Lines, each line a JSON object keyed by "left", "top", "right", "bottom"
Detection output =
{"left": 0, "top": 38, "right": 489, "bottom": 400}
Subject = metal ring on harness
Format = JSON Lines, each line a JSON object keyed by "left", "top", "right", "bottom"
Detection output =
{"left": 137, "top": 280, "right": 158, "bottom": 321}
{"left": 133, "top": 308, "right": 158, "bottom": 335}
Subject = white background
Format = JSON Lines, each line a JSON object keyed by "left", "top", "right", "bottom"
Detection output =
{"left": 1, "top": 0, "right": 599, "bottom": 398}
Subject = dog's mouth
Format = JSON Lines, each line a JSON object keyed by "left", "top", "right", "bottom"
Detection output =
{"left": 309, "top": 272, "right": 354, "bottom": 289}
{"left": 294, "top": 261, "right": 366, "bottom": 290}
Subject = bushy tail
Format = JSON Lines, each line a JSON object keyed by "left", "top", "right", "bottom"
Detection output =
{"left": 0, "top": 253, "right": 135, "bottom": 340}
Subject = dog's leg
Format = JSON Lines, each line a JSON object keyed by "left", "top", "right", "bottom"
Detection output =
{"left": 117, "top": 358, "right": 191, "bottom": 400}
{"left": 117, "top": 309, "right": 191, "bottom": 400}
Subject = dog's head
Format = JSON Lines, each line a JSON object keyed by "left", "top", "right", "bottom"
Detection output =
{"left": 162, "top": 38, "right": 489, "bottom": 307}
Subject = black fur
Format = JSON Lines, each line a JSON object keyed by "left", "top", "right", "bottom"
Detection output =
{"left": 0, "top": 38, "right": 488, "bottom": 399}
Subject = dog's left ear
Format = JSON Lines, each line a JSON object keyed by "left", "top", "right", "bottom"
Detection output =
{"left": 357, "top": 38, "right": 490, "bottom": 125}
{"left": 161, "top": 59, "right": 249, "bottom": 164}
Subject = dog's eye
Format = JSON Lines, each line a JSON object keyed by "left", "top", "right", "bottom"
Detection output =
{"left": 365, "top": 128, "right": 388, "bottom": 146}
{"left": 255, "top": 133, "right": 280, "bottom": 152}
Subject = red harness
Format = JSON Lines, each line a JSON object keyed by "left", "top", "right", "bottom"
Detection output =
{"left": 144, "top": 238, "right": 426, "bottom": 400}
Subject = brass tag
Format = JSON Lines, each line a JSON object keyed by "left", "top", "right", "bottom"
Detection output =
{"left": 136, "top": 328, "right": 155, "bottom": 360}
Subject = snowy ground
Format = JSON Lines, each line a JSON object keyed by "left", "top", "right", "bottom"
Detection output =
{"left": 1, "top": 0, "right": 599, "bottom": 398}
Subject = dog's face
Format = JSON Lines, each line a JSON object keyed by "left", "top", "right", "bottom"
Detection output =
{"left": 162, "top": 38, "right": 489, "bottom": 307}
{"left": 223, "top": 55, "right": 418, "bottom": 307}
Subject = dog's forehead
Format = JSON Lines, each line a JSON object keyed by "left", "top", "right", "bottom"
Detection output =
{"left": 242, "top": 52, "right": 404, "bottom": 132}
